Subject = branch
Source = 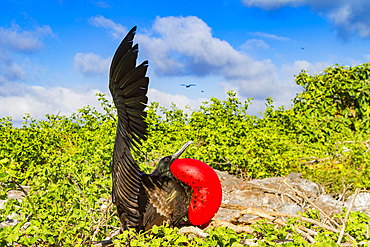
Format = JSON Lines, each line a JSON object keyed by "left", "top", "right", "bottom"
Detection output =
{"left": 282, "top": 179, "right": 340, "bottom": 228}
{"left": 178, "top": 226, "right": 210, "bottom": 238}
{"left": 247, "top": 183, "right": 302, "bottom": 204}
{"left": 11, "top": 179, "right": 38, "bottom": 219}
{"left": 221, "top": 204, "right": 345, "bottom": 242}
{"left": 208, "top": 219, "right": 254, "bottom": 234}
{"left": 336, "top": 188, "right": 360, "bottom": 245}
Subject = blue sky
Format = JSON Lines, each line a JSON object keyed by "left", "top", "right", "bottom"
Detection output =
{"left": 1, "top": 0, "right": 370, "bottom": 124}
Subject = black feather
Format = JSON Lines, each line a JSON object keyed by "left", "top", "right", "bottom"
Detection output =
{"left": 109, "top": 27, "right": 193, "bottom": 232}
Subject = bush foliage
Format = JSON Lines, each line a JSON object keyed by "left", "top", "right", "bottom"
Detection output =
{"left": 1, "top": 63, "right": 370, "bottom": 245}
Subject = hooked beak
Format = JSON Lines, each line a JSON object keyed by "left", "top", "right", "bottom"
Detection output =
{"left": 170, "top": 141, "right": 193, "bottom": 163}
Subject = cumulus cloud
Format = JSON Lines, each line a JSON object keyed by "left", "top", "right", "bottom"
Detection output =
{"left": 0, "top": 81, "right": 103, "bottom": 123}
{"left": 241, "top": 0, "right": 370, "bottom": 39}
{"left": 282, "top": 60, "right": 331, "bottom": 78}
{"left": 74, "top": 52, "right": 111, "bottom": 76}
{"left": 0, "top": 21, "right": 53, "bottom": 84}
{"left": 234, "top": 59, "right": 330, "bottom": 115}
{"left": 137, "top": 16, "right": 248, "bottom": 76}
{"left": 0, "top": 21, "right": 53, "bottom": 53}
{"left": 134, "top": 16, "right": 290, "bottom": 100}
{"left": 89, "top": 15, "right": 300, "bottom": 105}
{"left": 89, "top": 15, "right": 127, "bottom": 39}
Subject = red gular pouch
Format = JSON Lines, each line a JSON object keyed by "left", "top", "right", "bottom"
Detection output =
{"left": 170, "top": 158, "right": 222, "bottom": 226}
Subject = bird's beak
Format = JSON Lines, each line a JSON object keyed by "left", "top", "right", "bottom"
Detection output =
{"left": 170, "top": 141, "right": 193, "bottom": 162}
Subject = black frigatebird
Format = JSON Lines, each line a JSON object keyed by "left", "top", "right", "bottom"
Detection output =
{"left": 181, "top": 84, "right": 196, "bottom": 88}
{"left": 109, "top": 26, "right": 222, "bottom": 231}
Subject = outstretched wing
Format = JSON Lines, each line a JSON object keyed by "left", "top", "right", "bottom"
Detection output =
{"left": 109, "top": 26, "right": 149, "bottom": 229}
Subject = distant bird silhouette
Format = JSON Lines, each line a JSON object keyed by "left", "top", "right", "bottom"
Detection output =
{"left": 109, "top": 26, "right": 222, "bottom": 232}
{"left": 181, "top": 84, "right": 196, "bottom": 88}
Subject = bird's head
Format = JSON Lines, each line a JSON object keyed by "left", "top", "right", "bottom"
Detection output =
{"left": 154, "top": 141, "right": 194, "bottom": 178}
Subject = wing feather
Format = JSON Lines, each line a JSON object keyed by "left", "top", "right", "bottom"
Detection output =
{"left": 122, "top": 77, "right": 149, "bottom": 97}
{"left": 109, "top": 26, "right": 149, "bottom": 229}
{"left": 140, "top": 175, "right": 191, "bottom": 231}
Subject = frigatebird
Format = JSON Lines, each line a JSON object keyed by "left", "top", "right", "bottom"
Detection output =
{"left": 109, "top": 26, "right": 222, "bottom": 231}
{"left": 181, "top": 84, "right": 196, "bottom": 88}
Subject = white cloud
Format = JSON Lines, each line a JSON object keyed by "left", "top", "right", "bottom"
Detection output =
{"left": 90, "top": 15, "right": 300, "bottom": 107}
{"left": 0, "top": 81, "right": 102, "bottom": 122}
{"left": 89, "top": 15, "right": 127, "bottom": 39}
{"left": 249, "top": 31, "right": 290, "bottom": 41}
{"left": 282, "top": 60, "right": 330, "bottom": 77}
{"left": 241, "top": 0, "right": 370, "bottom": 39}
{"left": 0, "top": 81, "right": 209, "bottom": 125}
{"left": 74, "top": 52, "right": 111, "bottom": 76}
{"left": 241, "top": 39, "right": 270, "bottom": 50}
{"left": 0, "top": 21, "right": 53, "bottom": 84}
{"left": 0, "top": 21, "right": 53, "bottom": 53}
{"left": 226, "top": 59, "right": 332, "bottom": 115}
{"left": 134, "top": 16, "right": 290, "bottom": 100}
{"left": 137, "top": 15, "right": 236, "bottom": 76}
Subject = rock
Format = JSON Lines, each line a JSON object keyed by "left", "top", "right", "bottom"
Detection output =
{"left": 314, "top": 194, "right": 343, "bottom": 215}
{"left": 0, "top": 212, "right": 19, "bottom": 228}
{"left": 0, "top": 185, "right": 29, "bottom": 228}
{"left": 276, "top": 203, "right": 303, "bottom": 215}
{"left": 345, "top": 192, "right": 370, "bottom": 215}
{"left": 215, "top": 171, "right": 349, "bottom": 221}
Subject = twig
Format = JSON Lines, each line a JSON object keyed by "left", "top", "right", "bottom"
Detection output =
{"left": 179, "top": 226, "right": 209, "bottom": 238}
{"left": 104, "top": 228, "right": 121, "bottom": 240}
{"left": 271, "top": 212, "right": 340, "bottom": 233}
{"left": 283, "top": 179, "right": 341, "bottom": 229}
{"left": 367, "top": 222, "right": 369, "bottom": 247}
{"left": 221, "top": 204, "right": 342, "bottom": 235}
{"left": 297, "top": 225, "right": 318, "bottom": 236}
{"left": 227, "top": 206, "right": 317, "bottom": 243}
{"left": 57, "top": 207, "right": 73, "bottom": 246}
{"left": 11, "top": 179, "right": 38, "bottom": 219}
{"left": 91, "top": 201, "right": 114, "bottom": 242}
{"left": 336, "top": 188, "right": 360, "bottom": 245}
{"left": 68, "top": 174, "right": 90, "bottom": 212}
{"left": 208, "top": 219, "right": 254, "bottom": 234}
{"left": 295, "top": 227, "right": 315, "bottom": 244}
{"left": 230, "top": 207, "right": 284, "bottom": 226}
{"left": 247, "top": 183, "right": 302, "bottom": 204}
{"left": 299, "top": 156, "right": 332, "bottom": 165}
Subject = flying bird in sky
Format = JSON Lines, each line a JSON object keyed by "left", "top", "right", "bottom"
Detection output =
{"left": 181, "top": 84, "right": 196, "bottom": 88}
{"left": 109, "top": 26, "right": 222, "bottom": 231}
